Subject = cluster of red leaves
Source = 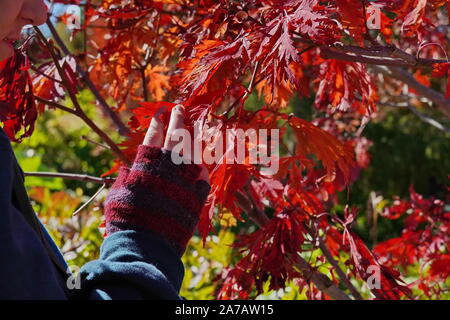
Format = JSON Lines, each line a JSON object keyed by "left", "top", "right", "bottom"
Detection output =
{"left": 0, "top": 50, "right": 37, "bottom": 142}
{"left": 380, "top": 0, "right": 448, "bottom": 38}
{"left": 327, "top": 207, "right": 412, "bottom": 300}
{"left": 217, "top": 208, "right": 306, "bottom": 299}
{"left": 374, "top": 187, "right": 450, "bottom": 298}
{"left": 315, "top": 59, "right": 378, "bottom": 115}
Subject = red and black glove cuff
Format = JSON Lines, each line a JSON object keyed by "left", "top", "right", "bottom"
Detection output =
{"left": 104, "top": 145, "right": 211, "bottom": 256}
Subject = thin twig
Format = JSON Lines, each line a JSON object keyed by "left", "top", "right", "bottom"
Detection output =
{"left": 30, "top": 65, "right": 63, "bottom": 84}
{"left": 372, "top": 65, "right": 450, "bottom": 118}
{"left": 235, "top": 190, "right": 269, "bottom": 228}
{"left": 247, "top": 61, "right": 260, "bottom": 93}
{"left": 34, "top": 27, "right": 82, "bottom": 110}
{"left": 379, "top": 100, "right": 450, "bottom": 133}
{"left": 406, "top": 104, "right": 450, "bottom": 134}
{"left": 73, "top": 183, "right": 106, "bottom": 216}
{"left": 360, "top": 0, "right": 376, "bottom": 45}
{"left": 222, "top": 62, "right": 262, "bottom": 117}
{"left": 294, "top": 254, "right": 352, "bottom": 300}
{"left": 81, "top": 135, "right": 112, "bottom": 150}
{"left": 76, "top": 111, "right": 131, "bottom": 165}
{"left": 34, "top": 95, "right": 77, "bottom": 115}
{"left": 24, "top": 171, "right": 115, "bottom": 185}
{"left": 140, "top": 67, "right": 149, "bottom": 101}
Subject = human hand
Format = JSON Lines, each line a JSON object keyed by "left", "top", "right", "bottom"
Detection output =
{"left": 104, "top": 105, "right": 210, "bottom": 256}
{"left": 143, "top": 104, "right": 209, "bottom": 182}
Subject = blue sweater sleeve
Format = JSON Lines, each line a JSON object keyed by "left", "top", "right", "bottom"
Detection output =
{"left": 74, "top": 230, "right": 185, "bottom": 300}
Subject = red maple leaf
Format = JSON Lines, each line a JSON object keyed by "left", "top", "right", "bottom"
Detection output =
{"left": 429, "top": 254, "right": 450, "bottom": 280}
{"left": 219, "top": 208, "right": 306, "bottom": 297}
{"left": 315, "top": 59, "right": 378, "bottom": 115}
{"left": 0, "top": 50, "right": 37, "bottom": 142}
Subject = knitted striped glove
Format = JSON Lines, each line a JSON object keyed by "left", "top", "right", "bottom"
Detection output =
{"left": 104, "top": 145, "right": 211, "bottom": 256}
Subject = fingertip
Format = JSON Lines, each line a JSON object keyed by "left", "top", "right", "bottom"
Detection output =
{"left": 164, "top": 104, "right": 187, "bottom": 150}
{"left": 143, "top": 115, "right": 164, "bottom": 147}
{"left": 174, "top": 104, "right": 185, "bottom": 113}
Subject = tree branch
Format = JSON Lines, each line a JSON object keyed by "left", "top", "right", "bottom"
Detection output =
{"left": 372, "top": 65, "right": 450, "bottom": 118}
{"left": 321, "top": 45, "right": 448, "bottom": 68}
{"left": 379, "top": 101, "right": 450, "bottom": 134}
{"left": 294, "top": 255, "right": 351, "bottom": 300}
{"left": 45, "top": 18, "right": 130, "bottom": 136}
{"left": 140, "top": 67, "right": 149, "bottom": 102}
{"left": 34, "top": 28, "right": 131, "bottom": 165}
{"left": 406, "top": 104, "right": 450, "bottom": 134}
{"left": 24, "top": 171, "right": 115, "bottom": 186}
{"left": 317, "top": 43, "right": 450, "bottom": 119}
{"left": 317, "top": 237, "right": 364, "bottom": 300}
{"left": 30, "top": 65, "right": 63, "bottom": 84}
{"left": 321, "top": 48, "right": 416, "bottom": 68}
{"left": 235, "top": 190, "right": 270, "bottom": 228}
{"left": 74, "top": 110, "right": 131, "bottom": 165}
{"left": 34, "top": 95, "right": 78, "bottom": 115}
{"left": 291, "top": 201, "right": 364, "bottom": 300}
{"left": 319, "top": 43, "right": 450, "bottom": 118}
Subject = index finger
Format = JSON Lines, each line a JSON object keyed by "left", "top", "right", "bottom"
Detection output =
{"left": 164, "top": 105, "right": 186, "bottom": 151}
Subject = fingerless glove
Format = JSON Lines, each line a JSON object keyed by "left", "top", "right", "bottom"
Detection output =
{"left": 104, "top": 145, "right": 211, "bottom": 256}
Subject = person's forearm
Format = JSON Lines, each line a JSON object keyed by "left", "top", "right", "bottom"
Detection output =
{"left": 74, "top": 230, "right": 185, "bottom": 300}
